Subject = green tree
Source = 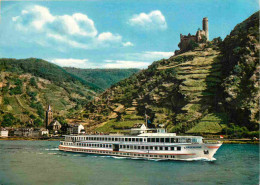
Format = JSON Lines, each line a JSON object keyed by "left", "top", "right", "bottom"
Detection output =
{"left": 27, "top": 90, "right": 37, "bottom": 101}
{"left": 29, "top": 77, "right": 38, "bottom": 88}
{"left": 9, "top": 79, "right": 23, "bottom": 95}
{"left": 30, "top": 114, "right": 36, "bottom": 119}
{"left": 3, "top": 97, "right": 10, "bottom": 105}
{"left": 2, "top": 113, "right": 16, "bottom": 127}
{"left": 200, "top": 35, "right": 207, "bottom": 43}
{"left": 34, "top": 118, "right": 43, "bottom": 127}
{"left": 212, "top": 37, "right": 222, "bottom": 45}
{"left": 30, "top": 102, "right": 44, "bottom": 119}
{"left": 55, "top": 116, "right": 68, "bottom": 125}
{"left": 2, "top": 83, "right": 9, "bottom": 94}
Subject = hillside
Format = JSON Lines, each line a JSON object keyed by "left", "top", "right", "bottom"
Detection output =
{"left": 0, "top": 58, "right": 100, "bottom": 127}
{"left": 82, "top": 12, "right": 259, "bottom": 136}
{"left": 220, "top": 12, "right": 259, "bottom": 130}
{"left": 64, "top": 68, "right": 140, "bottom": 89}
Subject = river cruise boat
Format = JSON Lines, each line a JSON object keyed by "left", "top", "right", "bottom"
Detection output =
{"left": 59, "top": 132, "right": 222, "bottom": 160}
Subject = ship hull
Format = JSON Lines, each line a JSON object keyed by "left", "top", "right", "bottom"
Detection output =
{"left": 59, "top": 143, "right": 222, "bottom": 160}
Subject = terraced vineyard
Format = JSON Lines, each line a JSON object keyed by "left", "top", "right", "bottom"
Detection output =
{"left": 158, "top": 48, "right": 228, "bottom": 133}
{"left": 83, "top": 45, "right": 229, "bottom": 134}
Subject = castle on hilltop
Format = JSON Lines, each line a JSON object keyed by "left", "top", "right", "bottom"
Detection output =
{"left": 175, "top": 17, "right": 209, "bottom": 54}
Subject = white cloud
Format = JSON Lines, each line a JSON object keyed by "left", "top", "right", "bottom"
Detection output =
{"left": 47, "top": 33, "right": 88, "bottom": 49}
{"left": 12, "top": 5, "right": 131, "bottom": 49}
{"left": 123, "top": 41, "right": 134, "bottom": 47}
{"left": 117, "top": 51, "right": 174, "bottom": 62}
{"left": 104, "top": 60, "right": 149, "bottom": 69}
{"left": 138, "top": 51, "right": 174, "bottom": 60}
{"left": 49, "top": 13, "right": 97, "bottom": 37}
{"left": 104, "top": 51, "right": 174, "bottom": 69}
{"left": 14, "top": 5, "right": 54, "bottom": 31}
{"left": 12, "top": 16, "right": 19, "bottom": 21}
{"left": 21, "top": 10, "right": 28, "bottom": 14}
{"left": 97, "top": 32, "right": 122, "bottom": 42}
{"left": 129, "top": 10, "right": 167, "bottom": 31}
{"left": 48, "top": 51, "right": 173, "bottom": 69}
{"left": 96, "top": 32, "right": 126, "bottom": 47}
{"left": 50, "top": 58, "right": 99, "bottom": 68}
{"left": 49, "top": 58, "right": 149, "bottom": 69}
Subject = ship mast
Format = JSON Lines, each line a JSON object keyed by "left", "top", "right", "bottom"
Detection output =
{"left": 145, "top": 110, "right": 148, "bottom": 128}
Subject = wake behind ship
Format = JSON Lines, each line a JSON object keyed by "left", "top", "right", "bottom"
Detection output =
{"left": 59, "top": 131, "right": 222, "bottom": 160}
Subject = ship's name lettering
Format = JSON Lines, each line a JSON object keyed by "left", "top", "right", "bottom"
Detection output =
{"left": 185, "top": 146, "right": 202, "bottom": 149}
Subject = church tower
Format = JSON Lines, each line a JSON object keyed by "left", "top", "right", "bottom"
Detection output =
{"left": 203, "top": 17, "right": 209, "bottom": 41}
{"left": 46, "top": 105, "right": 53, "bottom": 128}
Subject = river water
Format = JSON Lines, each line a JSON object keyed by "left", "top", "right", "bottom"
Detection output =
{"left": 0, "top": 140, "right": 258, "bottom": 185}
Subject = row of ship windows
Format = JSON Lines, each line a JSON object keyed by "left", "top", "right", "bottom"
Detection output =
{"left": 120, "top": 145, "right": 181, "bottom": 151}
{"left": 69, "top": 137, "right": 198, "bottom": 143}
{"left": 70, "top": 137, "right": 144, "bottom": 142}
{"left": 64, "top": 148, "right": 176, "bottom": 158}
{"left": 64, "top": 142, "right": 113, "bottom": 148}
{"left": 64, "top": 142, "right": 181, "bottom": 151}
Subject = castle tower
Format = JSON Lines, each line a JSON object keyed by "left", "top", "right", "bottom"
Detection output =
{"left": 203, "top": 17, "right": 209, "bottom": 41}
{"left": 45, "top": 105, "right": 53, "bottom": 128}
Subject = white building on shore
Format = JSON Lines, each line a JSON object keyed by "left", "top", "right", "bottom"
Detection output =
{"left": 0, "top": 129, "right": 9, "bottom": 137}
{"left": 67, "top": 124, "right": 85, "bottom": 135}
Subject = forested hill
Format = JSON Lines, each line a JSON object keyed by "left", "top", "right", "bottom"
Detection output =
{"left": 0, "top": 58, "right": 101, "bottom": 92}
{"left": 82, "top": 11, "right": 259, "bottom": 137}
{"left": 64, "top": 68, "right": 140, "bottom": 89}
{"left": 0, "top": 58, "right": 100, "bottom": 127}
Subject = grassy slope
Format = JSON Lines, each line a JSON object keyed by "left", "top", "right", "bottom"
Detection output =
{"left": 165, "top": 49, "right": 228, "bottom": 133}
{"left": 83, "top": 47, "right": 228, "bottom": 134}
{"left": 95, "top": 119, "right": 144, "bottom": 133}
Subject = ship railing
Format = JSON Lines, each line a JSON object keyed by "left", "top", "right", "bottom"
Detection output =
{"left": 63, "top": 141, "right": 201, "bottom": 145}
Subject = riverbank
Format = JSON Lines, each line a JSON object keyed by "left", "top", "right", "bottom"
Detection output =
{"left": 204, "top": 138, "right": 259, "bottom": 144}
{"left": 222, "top": 140, "right": 259, "bottom": 144}
{"left": 0, "top": 136, "right": 63, "bottom": 141}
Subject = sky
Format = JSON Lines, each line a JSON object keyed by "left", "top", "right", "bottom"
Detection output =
{"left": 0, "top": 0, "right": 259, "bottom": 69}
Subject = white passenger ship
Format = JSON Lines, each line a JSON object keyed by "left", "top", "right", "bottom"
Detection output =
{"left": 59, "top": 132, "right": 222, "bottom": 160}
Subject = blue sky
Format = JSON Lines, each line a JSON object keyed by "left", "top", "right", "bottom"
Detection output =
{"left": 0, "top": 0, "right": 258, "bottom": 68}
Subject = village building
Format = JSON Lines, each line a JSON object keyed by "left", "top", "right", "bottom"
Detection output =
{"left": 67, "top": 124, "right": 85, "bottom": 135}
{"left": 0, "top": 129, "right": 9, "bottom": 137}
{"left": 12, "top": 128, "right": 40, "bottom": 137}
{"left": 39, "top": 128, "right": 49, "bottom": 136}
{"left": 45, "top": 105, "right": 53, "bottom": 128}
{"left": 45, "top": 105, "right": 62, "bottom": 134}
{"left": 49, "top": 120, "right": 62, "bottom": 134}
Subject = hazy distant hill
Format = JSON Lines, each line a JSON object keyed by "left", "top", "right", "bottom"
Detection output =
{"left": 81, "top": 12, "right": 259, "bottom": 137}
{"left": 0, "top": 58, "right": 100, "bottom": 127}
{"left": 64, "top": 68, "right": 140, "bottom": 89}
